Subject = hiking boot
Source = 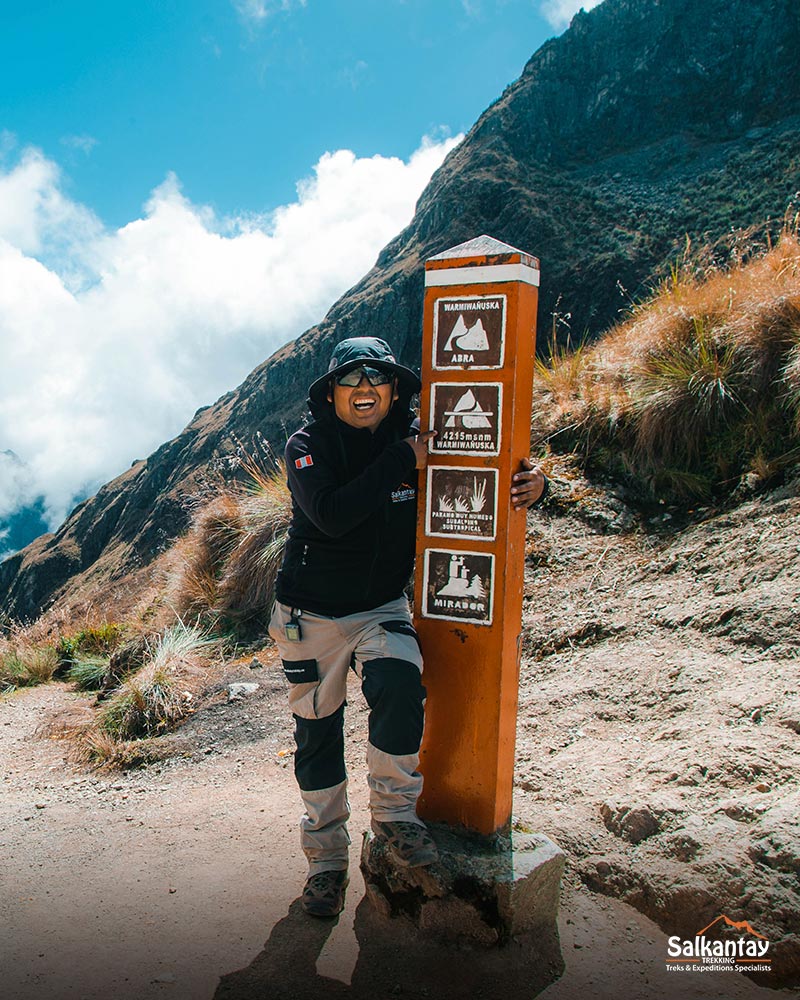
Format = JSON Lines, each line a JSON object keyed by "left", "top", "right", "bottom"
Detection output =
{"left": 371, "top": 819, "right": 439, "bottom": 868}
{"left": 301, "top": 869, "right": 349, "bottom": 918}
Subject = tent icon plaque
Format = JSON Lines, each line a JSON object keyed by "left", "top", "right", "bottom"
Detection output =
{"left": 433, "top": 294, "right": 506, "bottom": 369}
{"left": 430, "top": 383, "right": 502, "bottom": 455}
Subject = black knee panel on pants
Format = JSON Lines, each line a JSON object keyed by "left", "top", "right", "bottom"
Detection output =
{"left": 361, "top": 658, "right": 426, "bottom": 756}
{"left": 293, "top": 703, "right": 346, "bottom": 791}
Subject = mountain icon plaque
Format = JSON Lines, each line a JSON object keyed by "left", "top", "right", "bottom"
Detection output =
{"left": 433, "top": 294, "right": 505, "bottom": 369}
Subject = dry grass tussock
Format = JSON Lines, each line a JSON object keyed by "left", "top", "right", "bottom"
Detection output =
{"left": 0, "top": 639, "right": 59, "bottom": 692}
{"left": 0, "top": 603, "right": 133, "bottom": 694}
{"left": 166, "top": 457, "right": 292, "bottom": 630}
{"left": 40, "top": 621, "right": 220, "bottom": 768}
{"left": 76, "top": 731, "right": 189, "bottom": 769}
{"left": 0, "top": 604, "right": 78, "bottom": 691}
{"left": 44, "top": 704, "right": 189, "bottom": 769}
{"left": 533, "top": 229, "right": 800, "bottom": 498}
{"left": 0, "top": 601, "right": 77, "bottom": 654}
{"left": 97, "top": 623, "right": 219, "bottom": 741}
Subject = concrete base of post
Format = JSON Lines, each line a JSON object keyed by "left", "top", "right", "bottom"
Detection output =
{"left": 359, "top": 823, "right": 565, "bottom": 994}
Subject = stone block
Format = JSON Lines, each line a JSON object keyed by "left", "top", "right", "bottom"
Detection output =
{"left": 360, "top": 822, "right": 565, "bottom": 948}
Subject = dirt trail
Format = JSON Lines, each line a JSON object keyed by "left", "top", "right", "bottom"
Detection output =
{"left": 3, "top": 477, "right": 799, "bottom": 998}
{"left": 2, "top": 683, "right": 301, "bottom": 1000}
{"left": 0, "top": 677, "right": 788, "bottom": 1000}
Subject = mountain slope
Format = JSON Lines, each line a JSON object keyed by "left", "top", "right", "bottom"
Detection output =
{"left": 2, "top": 0, "right": 800, "bottom": 621}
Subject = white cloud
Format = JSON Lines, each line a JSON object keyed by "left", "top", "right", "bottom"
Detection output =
{"left": 232, "top": 0, "right": 306, "bottom": 25}
{"left": 539, "top": 0, "right": 603, "bottom": 30}
{"left": 0, "top": 148, "right": 101, "bottom": 260}
{"left": 0, "top": 452, "right": 37, "bottom": 522}
{"left": 0, "top": 133, "right": 461, "bottom": 531}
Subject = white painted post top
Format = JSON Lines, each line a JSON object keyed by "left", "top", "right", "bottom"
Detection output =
{"left": 425, "top": 235, "right": 540, "bottom": 287}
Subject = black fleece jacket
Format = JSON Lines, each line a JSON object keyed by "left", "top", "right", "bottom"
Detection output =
{"left": 275, "top": 403, "right": 419, "bottom": 617}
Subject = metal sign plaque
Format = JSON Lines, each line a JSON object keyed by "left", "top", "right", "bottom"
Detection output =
{"left": 422, "top": 549, "right": 495, "bottom": 625}
{"left": 433, "top": 295, "right": 506, "bottom": 369}
{"left": 425, "top": 467, "right": 498, "bottom": 540}
{"left": 430, "top": 383, "right": 502, "bottom": 455}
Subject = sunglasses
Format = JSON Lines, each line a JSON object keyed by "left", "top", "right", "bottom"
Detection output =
{"left": 334, "top": 366, "right": 393, "bottom": 387}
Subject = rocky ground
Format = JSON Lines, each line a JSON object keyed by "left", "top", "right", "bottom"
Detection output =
{"left": 2, "top": 473, "right": 798, "bottom": 998}
{"left": 518, "top": 470, "right": 800, "bottom": 991}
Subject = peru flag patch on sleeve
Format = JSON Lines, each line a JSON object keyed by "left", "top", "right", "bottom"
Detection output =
{"left": 294, "top": 455, "right": 314, "bottom": 469}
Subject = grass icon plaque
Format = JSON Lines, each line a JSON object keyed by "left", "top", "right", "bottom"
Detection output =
{"left": 425, "top": 467, "right": 498, "bottom": 540}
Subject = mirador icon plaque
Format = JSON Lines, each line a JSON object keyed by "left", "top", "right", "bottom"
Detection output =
{"left": 421, "top": 549, "right": 495, "bottom": 626}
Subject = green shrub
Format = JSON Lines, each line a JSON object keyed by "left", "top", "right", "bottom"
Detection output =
{"left": 57, "top": 623, "right": 125, "bottom": 662}
{"left": 67, "top": 656, "right": 110, "bottom": 691}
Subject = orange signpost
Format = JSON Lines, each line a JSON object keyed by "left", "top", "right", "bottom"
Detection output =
{"left": 414, "top": 234, "right": 540, "bottom": 838}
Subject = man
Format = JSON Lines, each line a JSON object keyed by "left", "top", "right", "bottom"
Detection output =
{"left": 269, "top": 337, "right": 546, "bottom": 918}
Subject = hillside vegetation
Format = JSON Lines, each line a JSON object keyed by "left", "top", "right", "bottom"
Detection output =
{"left": 533, "top": 229, "right": 800, "bottom": 500}
{"left": 3, "top": 227, "right": 799, "bottom": 749}
{"left": 4, "top": 0, "right": 800, "bottom": 622}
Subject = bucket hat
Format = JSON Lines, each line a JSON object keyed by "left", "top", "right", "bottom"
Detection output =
{"left": 308, "top": 337, "right": 421, "bottom": 405}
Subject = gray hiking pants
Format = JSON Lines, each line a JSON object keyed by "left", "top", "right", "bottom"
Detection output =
{"left": 268, "top": 596, "right": 426, "bottom": 874}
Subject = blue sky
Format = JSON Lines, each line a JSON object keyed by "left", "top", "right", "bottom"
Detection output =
{"left": 0, "top": 0, "right": 596, "bottom": 555}
{"left": 0, "top": 0, "right": 585, "bottom": 226}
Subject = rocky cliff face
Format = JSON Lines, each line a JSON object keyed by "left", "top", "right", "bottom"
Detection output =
{"left": 3, "top": 0, "right": 800, "bottom": 621}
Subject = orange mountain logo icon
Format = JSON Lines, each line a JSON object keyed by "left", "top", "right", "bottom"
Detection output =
{"left": 696, "top": 915, "right": 768, "bottom": 940}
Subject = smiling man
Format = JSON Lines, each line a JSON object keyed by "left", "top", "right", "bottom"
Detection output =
{"left": 269, "top": 337, "right": 546, "bottom": 918}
